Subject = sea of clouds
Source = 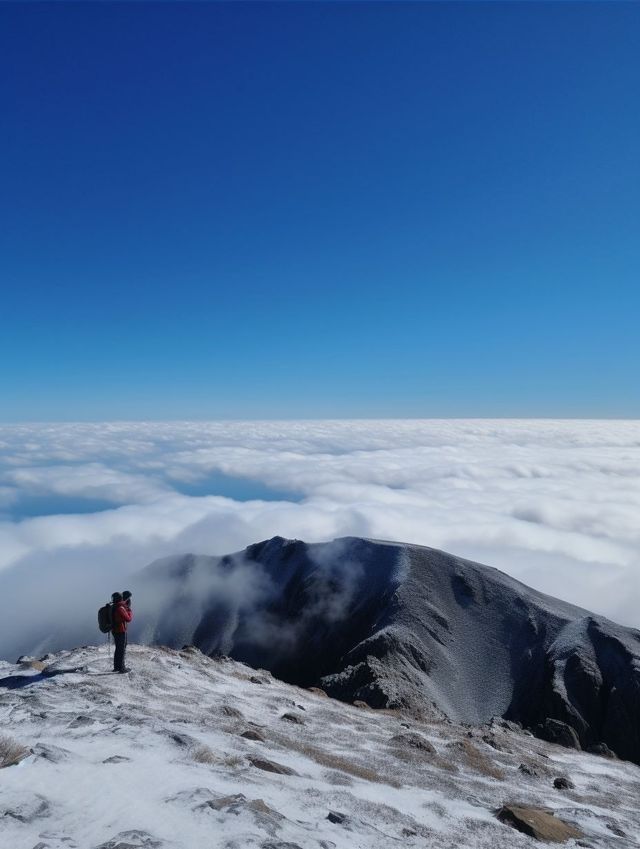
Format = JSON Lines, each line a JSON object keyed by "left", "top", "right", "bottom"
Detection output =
{"left": 1, "top": 419, "right": 639, "bottom": 659}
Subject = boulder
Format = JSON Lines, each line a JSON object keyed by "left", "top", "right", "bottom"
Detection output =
{"left": 248, "top": 756, "right": 298, "bottom": 776}
{"left": 586, "top": 742, "right": 617, "bottom": 759}
{"left": 241, "top": 728, "right": 266, "bottom": 742}
{"left": 536, "top": 719, "right": 581, "bottom": 750}
{"left": 553, "top": 776, "right": 575, "bottom": 790}
{"left": 496, "top": 804, "right": 584, "bottom": 842}
{"left": 389, "top": 732, "right": 435, "bottom": 754}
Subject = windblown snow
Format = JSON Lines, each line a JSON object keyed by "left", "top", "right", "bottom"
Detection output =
{"left": 1, "top": 644, "right": 639, "bottom": 849}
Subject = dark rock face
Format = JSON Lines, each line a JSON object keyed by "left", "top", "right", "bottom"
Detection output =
{"left": 136, "top": 535, "right": 640, "bottom": 765}
{"left": 536, "top": 719, "right": 581, "bottom": 751}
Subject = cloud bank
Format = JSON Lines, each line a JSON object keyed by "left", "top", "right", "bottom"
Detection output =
{"left": 1, "top": 419, "right": 639, "bottom": 659}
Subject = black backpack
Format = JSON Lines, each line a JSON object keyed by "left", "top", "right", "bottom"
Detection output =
{"left": 98, "top": 602, "right": 113, "bottom": 634}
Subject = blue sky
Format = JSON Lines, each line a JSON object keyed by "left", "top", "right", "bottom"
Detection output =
{"left": 1, "top": 2, "right": 639, "bottom": 420}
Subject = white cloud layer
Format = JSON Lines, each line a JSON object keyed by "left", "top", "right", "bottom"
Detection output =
{"left": 1, "top": 419, "right": 639, "bottom": 659}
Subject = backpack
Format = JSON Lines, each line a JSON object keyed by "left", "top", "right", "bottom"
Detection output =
{"left": 98, "top": 602, "right": 113, "bottom": 633}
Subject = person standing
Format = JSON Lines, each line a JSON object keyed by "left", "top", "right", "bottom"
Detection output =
{"left": 111, "top": 591, "right": 133, "bottom": 673}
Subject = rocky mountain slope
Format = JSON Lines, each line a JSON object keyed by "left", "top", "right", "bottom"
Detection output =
{"left": 132, "top": 536, "right": 640, "bottom": 765}
{"left": 2, "top": 644, "right": 639, "bottom": 849}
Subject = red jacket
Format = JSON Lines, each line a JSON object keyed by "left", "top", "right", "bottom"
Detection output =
{"left": 112, "top": 600, "right": 132, "bottom": 634}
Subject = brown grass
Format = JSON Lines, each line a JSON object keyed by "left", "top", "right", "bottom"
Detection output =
{"left": 277, "top": 735, "right": 402, "bottom": 788}
{"left": 0, "top": 735, "right": 30, "bottom": 768}
{"left": 451, "top": 739, "right": 505, "bottom": 780}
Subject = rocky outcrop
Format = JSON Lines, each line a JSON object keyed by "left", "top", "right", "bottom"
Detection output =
{"left": 136, "top": 536, "right": 640, "bottom": 764}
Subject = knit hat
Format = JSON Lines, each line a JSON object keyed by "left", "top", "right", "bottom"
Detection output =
{"left": 122, "top": 590, "right": 132, "bottom": 601}
{"left": 111, "top": 592, "right": 123, "bottom": 603}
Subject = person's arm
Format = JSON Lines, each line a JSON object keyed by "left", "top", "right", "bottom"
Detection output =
{"left": 122, "top": 605, "right": 133, "bottom": 623}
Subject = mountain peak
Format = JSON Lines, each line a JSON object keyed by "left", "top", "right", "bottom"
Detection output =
{"left": 132, "top": 536, "right": 640, "bottom": 765}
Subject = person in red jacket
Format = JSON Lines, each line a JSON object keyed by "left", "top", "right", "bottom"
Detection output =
{"left": 111, "top": 591, "right": 133, "bottom": 673}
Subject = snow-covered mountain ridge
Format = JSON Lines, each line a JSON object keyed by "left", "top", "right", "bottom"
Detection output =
{"left": 133, "top": 536, "right": 640, "bottom": 765}
{"left": 1, "top": 644, "right": 639, "bottom": 849}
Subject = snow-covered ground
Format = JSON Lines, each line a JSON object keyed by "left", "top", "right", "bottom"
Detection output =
{"left": 1, "top": 644, "right": 639, "bottom": 849}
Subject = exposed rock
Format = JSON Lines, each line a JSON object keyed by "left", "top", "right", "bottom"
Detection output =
{"left": 240, "top": 728, "right": 266, "bottom": 742}
{"left": 68, "top": 715, "right": 95, "bottom": 728}
{"left": 586, "top": 742, "right": 618, "bottom": 759}
{"left": 33, "top": 743, "right": 70, "bottom": 763}
{"left": 553, "top": 776, "right": 575, "bottom": 790}
{"left": 20, "top": 659, "right": 47, "bottom": 672}
{"left": 103, "top": 755, "right": 131, "bottom": 764}
{"left": 536, "top": 719, "right": 581, "bottom": 751}
{"left": 327, "top": 811, "right": 348, "bottom": 825}
{"left": 248, "top": 756, "right": 298, "bottom": 776}
{"left": 481, "top": 733, "right": 510, "bottom": 752}
{"left": 389, "top": 732, "right": 435, "bottom": 754}
{"left": 168, "top": 732, "right": 197, "bottom": 748}
{"left": 307, "top": 687, "right": 328, "bottom": 697}
{"left": 198, "top": 793, "right": 283, "bottom": 820}
{"left": 221, "top": 705, "right": 243, "bottom": 719}
{"left": 261, "top": 843, "right": 303, "bottom": 849}
{"left": 281, "top": 712, "right": 304, "bottom": 725}
{"left": 352, "top": 700, "right": 369, "bottom": 709}
{"left": 518, "top": 762, "right": 540, "bottom": 777}
{"left": 93, "top": 831, "right": 164, "bottom": 849}
{"left": 606, "top": 823, "right": 626, "bottom": 837}
{"left": 496, "top": 804, "right": 584, "bottom": 842}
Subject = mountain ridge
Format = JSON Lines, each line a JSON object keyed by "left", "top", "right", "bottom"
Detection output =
{"left": 133, "top": 535, "right": 640, "bottom": 765}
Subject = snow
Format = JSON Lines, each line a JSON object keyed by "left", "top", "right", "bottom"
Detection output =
{"left": 1, "top": 644, "right": 638, "bottom": 849}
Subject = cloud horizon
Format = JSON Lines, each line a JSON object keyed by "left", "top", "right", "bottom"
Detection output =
{"left": 1, "top": 419, "right": 639, "bottom": 660}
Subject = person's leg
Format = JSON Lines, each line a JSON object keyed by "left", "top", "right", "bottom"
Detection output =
{"left": 122, "top": 632, "right": 128, "bottom": 671}
{"left": 113, "top": 633, "right": 124, "bottom": 671}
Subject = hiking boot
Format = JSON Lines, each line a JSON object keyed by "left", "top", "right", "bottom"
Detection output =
{"left": 117, "top": 667, "right": 131, "bottom": 674}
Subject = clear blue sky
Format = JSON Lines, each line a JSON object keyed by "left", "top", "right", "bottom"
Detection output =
{"left": 1, "top": 2, "right": 639, "bottom": 420}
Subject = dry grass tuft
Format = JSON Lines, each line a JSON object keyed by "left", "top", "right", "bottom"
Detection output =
{"left": 0, "top": 734, "right": 30, "bottom": 768}
{"left": 280, "top": 735, "right": 402, "bottom": 788}
{"left": 451, "top": 738, "right": 505, "bottom": 780}
{"left": 191, "top": 744, "right": 219, "bottom": 765}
